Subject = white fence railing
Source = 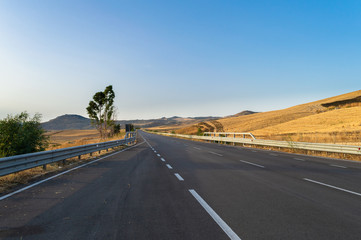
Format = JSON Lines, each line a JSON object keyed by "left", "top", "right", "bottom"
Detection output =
{"left": 153, "top": 132, "right": 361, "bottom": 155}
{"left": 0, "top": 132, "right": 137, "bottom": 177}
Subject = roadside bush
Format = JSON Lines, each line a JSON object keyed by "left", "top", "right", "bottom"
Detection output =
{"left": 197, "top": 127, "right": 203, "bottom": 136}
{"left": 0, "top": 112, "right": 48, "bottom": 157}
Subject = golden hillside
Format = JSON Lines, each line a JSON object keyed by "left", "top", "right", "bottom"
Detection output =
{"left": 175, "top": 90, "right": 361, "bottom": 144}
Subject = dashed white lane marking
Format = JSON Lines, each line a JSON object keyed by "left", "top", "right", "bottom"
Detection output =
{"left": 189, "top": 189, "right": 242, "bottom": 240}
{"left": 0, "top": 142, "right": 145, "bottom": 201}
{"left": 166, "top": 164, "right": 173, "bottom": 169}
{"left": 304, "top": 178, "right": 361, "bottom": 197}
{"left": 174, "top": 173, "right": 184, "bottom": 181}
{"left": 193, "top": 147, "right": 201, "bottom": 150}
{"left": 154, "top": 151, "right": 157, "bottom": 153}
{"left": 157, "top": 154, "right": 161, "bottom": 157}
{"left": 330, "top": 164, "right": 347, "bottom": 169}
{"left": 294, "top": 158, "right": 305, "bottom": 161}
{"left": 160, "top": 158, "right": 165, "bottom": 162}
{"left": 209, "top": 151, "right": 223, "bottom": 157}
{"left": 239, "top": 160, "right": 265, "bottom": 168}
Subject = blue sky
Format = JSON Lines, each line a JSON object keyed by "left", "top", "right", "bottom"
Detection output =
{"left": 0, "top": 0, "right": 360, "bottom": 121}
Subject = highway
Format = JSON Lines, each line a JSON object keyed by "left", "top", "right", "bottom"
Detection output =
{"left": 1, "top": 130, "right": 361, "bottom": 239}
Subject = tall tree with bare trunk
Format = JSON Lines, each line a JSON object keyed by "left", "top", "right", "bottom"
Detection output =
{"left": 86, "top": 85, "right": 116, "bottom": 138}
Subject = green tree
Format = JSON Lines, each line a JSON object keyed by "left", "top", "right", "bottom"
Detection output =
{"left": 197, "top": 127, "right": 203, "bottom": 136}
{"left": 0, "top": 112, "right": 48, "bottom": 157}
{"left": 113, "top": 123, "right": 121, "bottom": 135}
{"left": 86, "top": 85, "right": 116, "bottom": 138}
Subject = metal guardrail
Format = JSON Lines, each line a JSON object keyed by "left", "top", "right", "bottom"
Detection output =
{"left": 0, "top": 132, "right": 137, "bottom": 177}
{"left": 154, "top": 132, "right": 361, "bottom": 155}
{"left": 203, "top": 132, "right": 256, "bottom": 140}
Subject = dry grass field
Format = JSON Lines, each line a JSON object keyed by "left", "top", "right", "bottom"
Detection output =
{"left": 0, "top": 129, "right": 127, "bottom": 194}
{"left": 46, "top": 129, "right": 126, "bottom": 149}
{"left": 175, "top": 90, "right": 361, "bottom": 145}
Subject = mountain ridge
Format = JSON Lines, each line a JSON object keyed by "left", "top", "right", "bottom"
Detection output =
{"left": 41, "top": 114, "right": 220, "bottom": 130}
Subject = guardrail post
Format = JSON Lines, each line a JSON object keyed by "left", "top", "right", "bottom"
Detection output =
{"left": 43, "top": 164, "right": 47, "bottom": 170}
{"left": 78, "top": 155, "right": 81, "bottom": 160}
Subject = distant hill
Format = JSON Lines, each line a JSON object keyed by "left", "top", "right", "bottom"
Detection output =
{"left": 227, "top": 110, "right": 258, "bottom": 118}
{"left": 42, "top": 114, "right": 93, "bottom": 130}
{"left": 42, "top": 114, "right": 219, "bottom": 130}
{"left": 129, "top": 116, "right": 219, "bottom": 128}
{"left": 175, "top": 90, "right": 361, "bottom": 144}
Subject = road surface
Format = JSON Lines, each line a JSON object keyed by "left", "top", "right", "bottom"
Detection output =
{"left": 1, "top": 130, "right": 361, "bottom": 239}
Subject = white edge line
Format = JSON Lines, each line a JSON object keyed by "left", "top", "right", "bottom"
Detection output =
{"left": 140, "top": 134, "right": 152, "bottom": 148}
{"left": 189, "top": 189, "right": 241, "bottom": 240}
{"left": 0, "top": 142, "right": 145, "bottom": 201}
{"left": 166, "top": 164, "right": 173, "bottom": 169}
{"left": 239, "top": 160, "right": 265, "bottom": 168}
{"left": 330, "top": 164, "right": 347, "bottom": 169}
{"left": 303, "top": 178, "right": 361, "bottom": 197}
{"left": 174, "top": 173, "right": 184, "bottom": 181}
{"left": 294, "top": 158, "right": 305, "bottom": 161}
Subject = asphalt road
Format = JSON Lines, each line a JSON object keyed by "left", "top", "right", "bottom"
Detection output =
{"left": 1, "top": 130, "right": 361, "bottom": 239}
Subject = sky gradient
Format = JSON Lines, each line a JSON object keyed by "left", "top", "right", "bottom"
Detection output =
{"left": 1, "top": 0, "right": 360, "bottom": 121}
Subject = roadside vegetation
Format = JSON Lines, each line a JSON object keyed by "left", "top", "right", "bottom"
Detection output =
{"left": 86, "top": 85, "right": 121, "bottom": 138}
{"left": 0, "top": 84, "right": 130, "bottom": 194}
{"left": 0, "top": 112, "right": 48, "bottom": 157}
{"left": 0, "top": 129, "right": 128, "bottom": 194}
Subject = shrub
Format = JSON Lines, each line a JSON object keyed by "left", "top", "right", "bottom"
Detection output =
{"left": 197, "top": 127, "right": 203, "bottom": 136}
{"left": 0, "top": 112, "right": 48, "bottom": 157}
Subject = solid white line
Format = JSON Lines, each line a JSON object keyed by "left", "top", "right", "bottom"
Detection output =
{"left": 160, "top": 158, "right": 165, "bottom": 162}
{"left": 166, "top": 164, "right": 173, "bottom": 169}
{"left": 140, "top": 134, "right": 152, "bottom": 148}
{"left": 294, "top": 158, "right": 305, "bottom": 161}
{"left": 193, "top": 147, "right": 201, "bottom": 150}
{"left": 239, "top": 160, "right": 265, "bottom": 168}
{"left": 303, "top": 178, "right": 361, "bottom": 197}
{"left": 330, "top": 164, "right": 347, "bottom": 169}
{"left": 157, "top": 154, "right": 161, "bottom": 157}
{"left": 209, "top": 151, "right": 223, "bottom": 157}
{"left": 174, "top": 173, "right": 184, "bottom": 181}
{"left": 189, "top": 189, "right": 241, "bottom": 240}
{"left": 0, "top": 142, "right": 145, "bottom": 201}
